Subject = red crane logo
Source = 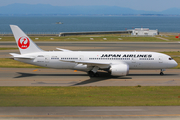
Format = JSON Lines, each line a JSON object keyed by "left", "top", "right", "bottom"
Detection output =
{"left": 18, "top": 37, "right": 30, "bottom": 49}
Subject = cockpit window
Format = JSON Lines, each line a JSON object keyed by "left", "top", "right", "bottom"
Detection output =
{"left": 169, "top": 58, "right": 173, "bottom": 60}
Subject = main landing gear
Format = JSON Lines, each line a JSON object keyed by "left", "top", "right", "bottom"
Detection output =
{"left": 88, "top": 71, "right": 99, "bottom": 77}
{"left": 88, "top": 66, "right": 99, "bottom": 77}
{"left": 160, "top": 69, "right": 165, "bottom": 75}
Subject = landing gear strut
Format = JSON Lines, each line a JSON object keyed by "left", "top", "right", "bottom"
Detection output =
{"left": 160, "top": 69, "right": 165, "bottom": 75}
{"left": 88, "top": 66, "right": 99, "bottom": 77}
{"left": 160, "top": 72, "right": 164, "bottom": 75}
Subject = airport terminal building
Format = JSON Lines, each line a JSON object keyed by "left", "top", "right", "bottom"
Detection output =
{"left": 130, "top": 28, "right": 159, "bottom": 36}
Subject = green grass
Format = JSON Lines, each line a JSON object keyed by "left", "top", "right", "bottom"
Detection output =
{"left": 160, "top": 35, "right": 180, "bottom": 42}
{"left": 0, "top": 47, "right": 18, "bottom": 50}
{"left": 0, "top": 35, "right": 179, "bottom": 42}
{"left": 0, "top": 58, "right": 42, "bottom": 68}
{"left": 0, "top": 86, "right": 180, "bottom": 107}
{"left": 161, "top": 51, "right": 180, "bottom": 56}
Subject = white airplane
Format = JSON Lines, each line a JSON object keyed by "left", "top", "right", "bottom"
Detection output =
{"left": 10, "top": 25, "right": 178, "bottom": 77}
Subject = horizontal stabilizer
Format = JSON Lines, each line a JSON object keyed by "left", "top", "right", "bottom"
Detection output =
{"left": 10, "top": 53, "right": 35, "bottom": 59}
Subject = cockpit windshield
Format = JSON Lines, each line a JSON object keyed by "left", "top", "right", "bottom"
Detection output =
{"left": 169, "top": 58, "right": 173, "bottom": 60}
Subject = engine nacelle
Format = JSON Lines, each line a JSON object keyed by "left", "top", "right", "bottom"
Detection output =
{"left": 110, "top": 64, "right": 129, "bottom": 76}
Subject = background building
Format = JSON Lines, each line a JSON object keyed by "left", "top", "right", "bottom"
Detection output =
{"left": 131, "top": 28, "right": 159, "bottom": 36}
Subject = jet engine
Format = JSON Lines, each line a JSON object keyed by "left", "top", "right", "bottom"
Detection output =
{"left": 110, "top": 64, "right": 129, "bottom": 76}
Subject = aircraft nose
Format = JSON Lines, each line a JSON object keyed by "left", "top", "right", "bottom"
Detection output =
{"left": 173, "top": 60, "right": 178, "bottom": 67}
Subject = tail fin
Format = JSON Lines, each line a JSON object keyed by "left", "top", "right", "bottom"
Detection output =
{"left": 10, "top": 25, "right": 43, "bottom": 54}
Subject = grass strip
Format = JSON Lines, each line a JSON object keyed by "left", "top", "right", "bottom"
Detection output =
{"left": 161, "top": 51, "right": 180, "bottom": 56}
{"left": 0, "top": 48, "right": 18, "bottom": 50}
{"left": 0, "top": 58, "right": 42, "bottom": 68}
{"left": 0, "top": 86, "right": 180, "bottom": 107}
{"left": 1, "top": 35, "right": 179, "bottom": 42}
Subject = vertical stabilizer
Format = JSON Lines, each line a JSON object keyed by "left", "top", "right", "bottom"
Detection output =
{"left": 10, "top": 25, "right": 44, "bottom": 54}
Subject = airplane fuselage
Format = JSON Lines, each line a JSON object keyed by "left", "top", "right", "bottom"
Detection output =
{"left": 16, "top": 51, "right": 177, "bottom": 71}
{"left": 10, "top": 25, "right": 178, "bottom": 77}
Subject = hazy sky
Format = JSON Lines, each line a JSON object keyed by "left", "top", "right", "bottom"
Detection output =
{"left": 1, "top": 0, "right": 180, "bottom": 11}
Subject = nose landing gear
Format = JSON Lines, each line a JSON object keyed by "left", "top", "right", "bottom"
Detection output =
{"left": 160, "top": 72, "right": 164, "bottom": 75}
{"left": 160, "top": 69, "right": 165, "bottom": 75}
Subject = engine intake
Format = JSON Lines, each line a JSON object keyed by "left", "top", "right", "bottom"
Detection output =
{"left": 110, "top": 64, "right": 129, "bottom": 76}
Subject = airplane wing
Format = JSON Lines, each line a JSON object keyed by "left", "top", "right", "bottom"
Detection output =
{"left": 60, "top": 60, "right": 110, "bottom": 65}
{"left": 10, "top": 53, "right": 35, "bottom": 59}
{"left": 60, "top": 60, "right": 114, "bottom": 69}
{"left": 56, "top": 48, "right": 72, "bottom": 52}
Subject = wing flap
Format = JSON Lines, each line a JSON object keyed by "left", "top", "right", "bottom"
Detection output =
{"left": 60, "top": 60, "right": 110, "bottom": 66}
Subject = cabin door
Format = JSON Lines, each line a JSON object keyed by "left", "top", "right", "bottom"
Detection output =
{"left": 159, "top": 56, "right": 163, "bottom": 63}
{"left": 79, "top": 55, "right": 84, "bottom": 61}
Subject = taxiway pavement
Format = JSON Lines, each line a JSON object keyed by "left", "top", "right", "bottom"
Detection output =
{"left": 0, "top": 68, "right": 179, "bottom": 86}
{"left": 0, "top": 106, "right": 180, "bottom": 120}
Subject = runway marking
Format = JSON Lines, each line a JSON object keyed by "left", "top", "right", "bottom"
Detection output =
{"left": 33, "top": 69, "right": 38, "bottom": 72}
{"left": 156, "top": 37, "right": 169, "bottom": 41}
{"left": 0, "top": 114, "right": 180, "bottom": 118}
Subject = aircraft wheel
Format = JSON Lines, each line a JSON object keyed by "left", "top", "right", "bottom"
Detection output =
{"left": 160, "top": 72, "right": 164, "bottom": 75}
{"left": 94, "top": 73, "right": 99, "bottom": 77}
{"left": 88, "top": 71, "right": 95, "bottom": 77}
